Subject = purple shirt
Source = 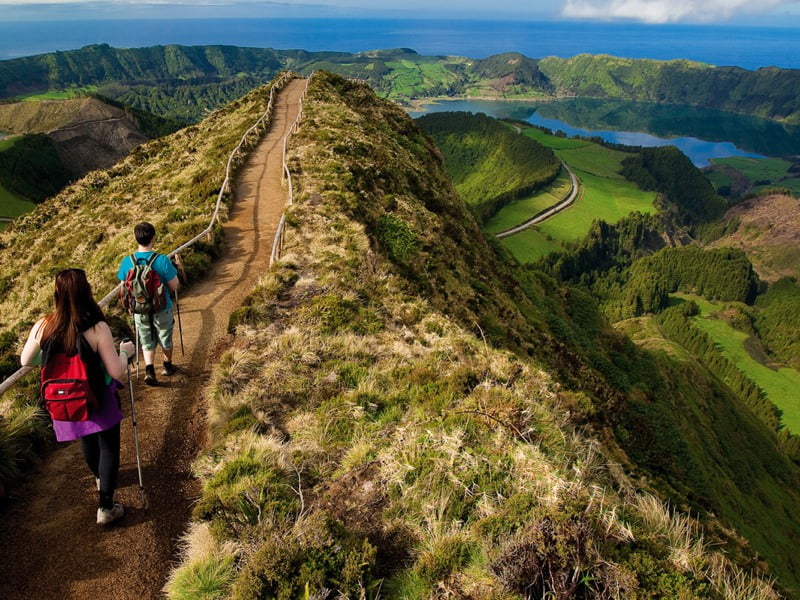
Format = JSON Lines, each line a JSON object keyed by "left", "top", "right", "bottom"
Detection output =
{"left": 52, "top": 379, "right": 124, "bottom": 442}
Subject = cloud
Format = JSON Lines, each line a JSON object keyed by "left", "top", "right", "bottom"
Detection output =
{"left": 561, "top": 0, "right": 796, "bottom": 23}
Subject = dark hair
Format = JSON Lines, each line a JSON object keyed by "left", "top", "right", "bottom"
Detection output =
{"left": 41, "top": 268, "right": 107, "bottom": 354}
{"left": 134, "top": 222, "right": 156, "bottom": 246}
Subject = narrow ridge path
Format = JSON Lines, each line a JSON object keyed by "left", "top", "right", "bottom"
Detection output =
{"left": 0, "top": 77, "right": 306, "bottom": 600}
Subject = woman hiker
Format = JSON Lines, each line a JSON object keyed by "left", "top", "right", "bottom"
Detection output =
{"left": 21, "top": 268, "right": 135, "bottom": 526}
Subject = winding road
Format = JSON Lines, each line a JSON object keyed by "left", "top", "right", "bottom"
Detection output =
{"left": 495, "top": 161, "right": 580, "bottom": 238}
{"left": 0, "top": 78, "right": 307, "bottom": 600}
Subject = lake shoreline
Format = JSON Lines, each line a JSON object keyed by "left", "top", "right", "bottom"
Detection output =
{"left": 407, "top": 96, "right": 787, "bottom": 166}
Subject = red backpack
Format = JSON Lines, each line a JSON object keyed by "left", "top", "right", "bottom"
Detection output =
{"left": 40, "top": 337, "right": 103, "bottom": 422}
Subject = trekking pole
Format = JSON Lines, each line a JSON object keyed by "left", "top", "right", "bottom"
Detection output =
{"left": 175, "top": 289, "right": 184, "bottom": 356}
{"left": 133, "top": 323, "right": 140, "bottom": 381}
{"left": 124, "top": 349, "right": 145, "bottom": 494}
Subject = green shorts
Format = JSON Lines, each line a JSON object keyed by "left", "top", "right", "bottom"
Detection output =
{"left": 134, "top": 309, "right": 174, "bottom": 351}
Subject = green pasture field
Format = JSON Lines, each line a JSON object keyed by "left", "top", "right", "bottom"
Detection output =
{"left": 484, "top": 167, "right": 572, "bottom": 234}
{"left": 499, "top": 227, "right": 563, "bottom": 262}
{"left": 535, "top": 170, "right": 656, "bottom": 243}
{"left": 18, "top": 86, "right": 97, "bottom": 102}
{"left": 673, "top": 293, "right": 800, "bottom": 434}
{"left": 384, "top": 61, "right": 458, "bottom": 97}
{"left": 709, "top": 156, "right": 800, "bottom": 196}
{"left": 523, "top": 127, "right": 589, "bottom": 152}
{"left": 710, "top": 156, "right": 792, "bottom": 181}
{"left": 495, "top": 125, "right": 656, "bottom": 263}
{"left": 703, "top": 168, "right": 733, "bottom": 191}
{"left": 0, "top": 186, "right": 36, "bottom": 217}
{"left": 759, "top": 178, "right": 800, "bottom": 196}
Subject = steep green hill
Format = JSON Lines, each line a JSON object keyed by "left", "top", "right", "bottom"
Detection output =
{"left": 1, "top": 72, "right": 798, "bottom": 598}
{"left": 0, "top": 133, "right": 72, "bottom": 204}
{"left": 3, "top": 45, "right": 800, "bottom": 124}
{"left": 417, "top": 111, "right": 560, "bottom": 222}
{"left": 538, "top": 54, "right": 800, "bottom": 124}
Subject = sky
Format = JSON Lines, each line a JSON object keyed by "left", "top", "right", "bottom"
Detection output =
{"left": 0, "top": 0, "right": 799, "bottom": 24}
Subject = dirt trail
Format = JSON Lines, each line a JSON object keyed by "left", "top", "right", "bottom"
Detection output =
{"left": 0, "top": 78, "right": 306, "bottom": 600}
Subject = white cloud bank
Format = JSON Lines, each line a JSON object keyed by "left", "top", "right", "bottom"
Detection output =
{"left": 562, "top": 0, "right": 798, "bottom": 23}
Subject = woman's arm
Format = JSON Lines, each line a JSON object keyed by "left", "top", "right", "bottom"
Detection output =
{"left": 92, "top": 322, "right": 134, "bottom": 379}
{"left": 20, "top": 318, "right": 46, "bottom": 367}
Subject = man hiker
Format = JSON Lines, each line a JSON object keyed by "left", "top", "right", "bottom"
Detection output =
{"left": 118, "top": 221, "right": 180, "bottom": 386}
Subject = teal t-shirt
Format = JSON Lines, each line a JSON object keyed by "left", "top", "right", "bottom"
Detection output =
{"left": 117, "top": 251, "right": 178, "bottom": 310}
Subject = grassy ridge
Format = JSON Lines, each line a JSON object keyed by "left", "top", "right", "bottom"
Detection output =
{"left": 164, "top": 73, "right": 795, "bottom": 598}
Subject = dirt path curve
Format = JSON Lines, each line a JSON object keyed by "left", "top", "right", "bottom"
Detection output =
{"left": 0, "top": 78, "right": 306, "bottom": 600}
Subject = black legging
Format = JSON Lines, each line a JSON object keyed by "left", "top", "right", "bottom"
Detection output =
{"left": 80, "top": 424, "right": 121, "bottom": 509}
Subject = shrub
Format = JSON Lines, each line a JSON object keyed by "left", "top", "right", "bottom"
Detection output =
{"left": 230, "top": 514, "right": 377, "bottom": 600}
{"left": 377, "top": 214, "right": 417, "bottom": 263}
{"left": 165, "top": 555, "right": 236, "bottom": 600}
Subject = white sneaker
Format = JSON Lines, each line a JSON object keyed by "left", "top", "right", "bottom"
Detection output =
{"left": 97, "top": 503, "right": 125, "bottom": 525}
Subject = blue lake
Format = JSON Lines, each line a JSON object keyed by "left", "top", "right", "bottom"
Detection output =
{"left": 408, "top": 99, "right": 800, "bottom": 167}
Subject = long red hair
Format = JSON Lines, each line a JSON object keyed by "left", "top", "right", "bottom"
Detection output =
{"left": 40, "top": 269, "right": 107, "bottom": 355}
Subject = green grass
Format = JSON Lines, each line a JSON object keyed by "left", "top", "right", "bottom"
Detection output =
{"left": 694, "top": 317, "right": 800, "bottom": 434}
{"left": 535, "top": 170, "right": 656, "bottom": 244}
{"left": 0, "top": 136, "right": 37, "bottom": 218}
{"left": 384, "top": 61, "right": 458, "bottom": 98}
{"left": 673, "top": 293, "right": 800, "bottom": 434}
{"left": 670, "top": 292, "right": 722, "bottom": 316}
{"left": 499, "top": 226, "right": 564, "bottom": 262}
{"left": 758, "top": 178, "right": 800, "bottom": 195}
{"left": 484, "top": 167, "right": 572, "bottom": 233}
{"left": 0, "top": 186, "right": 36, "bottom": 217}
{"left": 523, "top": 127, "right": 589, "bottom": 151}
{"left": 710, "top": 157, "right": 792, "bottom": 182}
{"left": 18, "top": 87, "right": 97, "bottom": 102}
{"left": 703, "top": 168, "right": 733, "bottom": 191}
{"left": 708, "top": 156, "right": 800, "bottom": 197}
{"left": 495, "top": 126, "right": 656, "bottom": 263}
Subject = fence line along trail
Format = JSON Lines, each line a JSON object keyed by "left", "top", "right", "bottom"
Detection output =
{"left": 0, "top": 77, "right": 306, "bottom": 600}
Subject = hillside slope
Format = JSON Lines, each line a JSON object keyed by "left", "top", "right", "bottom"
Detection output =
{"left": 708, "top": 193, "right": 800, "bottom": 283}
{"left": 162, "top": 72, "right": 793, "bottom": 598}
{"left": 0, "top": 97, "right": 153, "bottom": 176}
{"left": 416, "top": 111, "right": 560, "bottom": 223}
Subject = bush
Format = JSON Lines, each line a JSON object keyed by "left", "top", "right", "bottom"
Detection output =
{"left": 230, "top": 514, "right": 377, "bottom": 600}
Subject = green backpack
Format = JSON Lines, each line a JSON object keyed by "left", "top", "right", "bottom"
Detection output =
{"left": 120, "top": 253, "right": 167, "bottom": 315}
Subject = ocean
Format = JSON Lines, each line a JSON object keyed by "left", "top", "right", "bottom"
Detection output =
{"left": 0, "top": 18, "right": 799, "bottom": 70}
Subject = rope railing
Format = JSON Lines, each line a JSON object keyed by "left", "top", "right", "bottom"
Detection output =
{"left": 0, "top": 71, "right": 298, "bottom": 397}
{"left": 270, "top": 72, "right": 314, "bottom": 266}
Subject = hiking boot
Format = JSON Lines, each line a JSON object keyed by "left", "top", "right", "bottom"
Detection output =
{"left": 161, "top": 361, "right": 177, "bottom": 376}
{"left": 144, "top": 364, "right": 158, "bottom": 386}
{"left": 97, "top": 503, "right": 125, "bottom": 526}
